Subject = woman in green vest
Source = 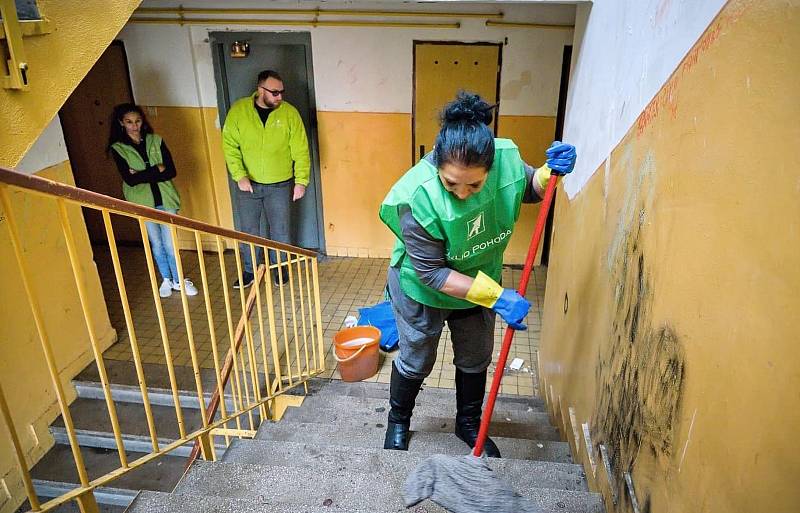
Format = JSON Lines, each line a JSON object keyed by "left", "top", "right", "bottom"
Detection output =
{"left": 379, "top": 93, "right": 576, "bottom": 455}
{"left": 108, "top": 104, "right": 198, "bottom": 299}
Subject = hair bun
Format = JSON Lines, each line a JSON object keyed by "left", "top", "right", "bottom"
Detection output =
{"left": 441, "top": 92, "right": 494, "bottom": 126}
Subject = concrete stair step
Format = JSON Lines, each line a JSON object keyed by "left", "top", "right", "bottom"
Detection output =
{"left": 49, "top": 427, "right": 226, "bottom": 458}
{"left": 174, "top": 460, "right": 603, "bottom": 513}
{"left": 222, "top": 438, "right": 588, "bottom": 491}
{"left": 51, "top": 397, "right": 260, "bottom": 441}
{"left": 300, "top": 390, "right": 546, "bottom": 417}
{"left": 125, "top": 490, "right": 369, "bottom": 513}
{"left": 256, "top": 421, "right": 572, "bottom": 463}
{"left": 282, "top": 403, "right": 561, "bottom": 441}
{"left": 312, "top": 379, "right": 545, "bottom": 411}
{"left": 27, "top": 444, "right": 185, "bottom": 493}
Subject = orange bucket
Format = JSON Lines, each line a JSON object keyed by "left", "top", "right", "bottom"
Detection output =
{"left": 333, "top": 326, "right": 381, "bottom": 382}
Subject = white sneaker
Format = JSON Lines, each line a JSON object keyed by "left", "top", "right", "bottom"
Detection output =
{"left": 159, "top": 278, "right": 173, "bottom": 298}
{"left": 173, "top": 278, "right": 199, "bottom": 296}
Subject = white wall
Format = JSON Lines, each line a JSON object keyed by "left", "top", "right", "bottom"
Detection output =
{"left": 562, "top": 0, "right": 727, "bottom": 199}
{"left": 118, "top": 2, "right": 574, "bottom": 116}
{"left": 16, "top": 115, "right": 70, "bottom": 174}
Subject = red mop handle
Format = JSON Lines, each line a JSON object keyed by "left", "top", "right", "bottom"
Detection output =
{"left": 472, "top": 173, "right": 560, "bottom": 457}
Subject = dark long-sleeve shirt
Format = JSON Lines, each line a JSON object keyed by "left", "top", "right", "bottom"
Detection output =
{"left": 400, "top": 154, "right": 542, "bottom": 291}
{"left": 111, "top": 138, "right": 177, "bottom": 207}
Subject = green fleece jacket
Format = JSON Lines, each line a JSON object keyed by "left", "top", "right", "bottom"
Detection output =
{"left": 222, "top": 94, "right": 311, "bottom": 186}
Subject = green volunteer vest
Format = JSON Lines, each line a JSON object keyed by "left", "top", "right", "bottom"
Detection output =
{"left": 380, "top": 138, "right": 527, "bottom": 309}
{"left": 111, "top": 134, "right": 180, "bottom": 210}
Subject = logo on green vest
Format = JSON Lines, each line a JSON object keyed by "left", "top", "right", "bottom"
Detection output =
{"left": 467, "top": 212, "right": 485, "bottom": 240}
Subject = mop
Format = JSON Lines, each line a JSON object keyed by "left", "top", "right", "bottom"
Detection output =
{"left": 403, "top": 171, "right": 562, "bottom": 513}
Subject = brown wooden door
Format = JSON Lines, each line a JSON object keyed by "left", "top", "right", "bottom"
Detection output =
{"left": 413, "top": 42, "right": 501, "bottom": 162}
{"left": 60, "top": 41, "right": 140, "bottom": 244}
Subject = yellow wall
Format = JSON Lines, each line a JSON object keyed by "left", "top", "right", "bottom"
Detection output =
{"left": 318, "top": 111, "right": 412, "bottom": 257}
{"left": 539, "top": 1, "right": 800, "bottom": 512}
{"left": 0, "top": 162, "right": 116, "bottom": 512}
{"left": 0, "top": 0, "right": 141, "bottom": 167}
{"left": 498, "top": 115, "right": 557, "bottom": 265}
{"left": 142, "top": 106, "right": 235, "bottom": 249}
{"left": 128, "top": 107, "right": 555, "bottom": 261}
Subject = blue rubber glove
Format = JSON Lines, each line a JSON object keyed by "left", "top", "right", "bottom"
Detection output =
{"left": 492, "top": 289, "right": 532, "bottom": 330}
{"left": 545, "top": 141, "right": 577, "bottom": 174}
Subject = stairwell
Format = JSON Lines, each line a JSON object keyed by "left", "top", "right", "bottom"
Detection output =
{"left": 118, "top": 378, "right": 605, "bottom": 513}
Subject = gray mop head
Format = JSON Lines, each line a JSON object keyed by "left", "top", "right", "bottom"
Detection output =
{"left": 404, "top": 454, "right": 544, "bottom": 513}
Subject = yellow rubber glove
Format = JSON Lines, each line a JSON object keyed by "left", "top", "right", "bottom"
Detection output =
{"left": 533, "top": 163, "right": 552, "bottom": 190}
{"left": 466, "top": 271, "right": 531, "bottom": 330}
{"left": 465, "top": 271, "right": 504, "bottom": 308}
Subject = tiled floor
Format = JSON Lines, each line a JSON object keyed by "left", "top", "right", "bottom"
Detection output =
{"left": 97, "top": 246, "right": 546, "bottom": 396}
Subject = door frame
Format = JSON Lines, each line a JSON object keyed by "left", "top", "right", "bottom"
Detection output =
{"left": 209, "top": 31, "right": 326, "bottom": 254}
{"left": 541, "top": 44, "right": 573, "bottom": 266}
{"left": 411, "top": 40, "right": 504, "bottom": 164}
{"left": 59, "top": 39, "right": 137, "bottom": 245}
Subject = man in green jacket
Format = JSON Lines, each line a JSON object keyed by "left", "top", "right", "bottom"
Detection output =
{"left": 222, "top": 69, "right": 311, "bottom": 288}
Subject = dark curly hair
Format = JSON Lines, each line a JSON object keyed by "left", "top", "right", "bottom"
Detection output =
{"left": 107, "top": 103, "right": 154, "bottom": 152}
{"left": 433, "top": 92, "right": 496, "bottom": 170}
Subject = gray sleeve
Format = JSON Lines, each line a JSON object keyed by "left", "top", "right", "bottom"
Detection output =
{"left": 522, "top": 162, "right": 543, "bottom": 204}
{"left": 399, "top": 206, "right": 452, "bottom": 290}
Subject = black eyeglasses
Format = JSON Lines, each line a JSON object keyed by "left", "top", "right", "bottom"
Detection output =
{"left": 259, "top": 86, "right": 285, "bottom": 97}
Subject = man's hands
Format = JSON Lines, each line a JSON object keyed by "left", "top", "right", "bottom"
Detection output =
{"left": 293, "top": 184, "right": 306, "bottom": 202}
{"left": 237, "top": 176, "right": 254, "bottom": 193}
{"left": 238, "top": 177, "right": 305, "bottom": 200}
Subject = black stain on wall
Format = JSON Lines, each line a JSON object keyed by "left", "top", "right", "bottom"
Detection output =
{"left": 594, "top": 210, "right": 686, "bottom": 509}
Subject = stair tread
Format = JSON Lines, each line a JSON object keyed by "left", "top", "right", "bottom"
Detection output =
{"left": 174, "top": 460, "right": 603, "bottom": 513}
{"left": 297, "top": 392, "right": 548, "bottom": 417}
{"left": 256, "top": 421, "right": 572, "bottom": 463}
{"left": 126, "top": 490, "right": 369, "bottom": 513}
{"left": 222, "top": 438, "right": 588, "bottom": 491}
{"left": 282, "top": 403, "right": 561, "bottom": 441}
{"left": 27, "top": 444, "right": 184, "bottom": 492}
{"left": 313, "top": 380, "right": 545, "bottom": 410}
{"left": 51, "top": 398, "right": 206, "bottom": 440}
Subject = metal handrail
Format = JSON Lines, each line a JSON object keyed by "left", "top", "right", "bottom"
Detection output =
{"left": 0, "top": 166, "right": 315, "bottom": 257}
{"left": 0, "top": 166, "right": 326, "bottom": 512}
{"left": 186, "top": 264, "right": 266, "bottom": 467}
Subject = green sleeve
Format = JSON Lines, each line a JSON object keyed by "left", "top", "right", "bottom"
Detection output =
{"left": 222, "top": 109, "right": 247, "bottom": 181}
{"left": 288, "top": 110, "right": 311, "bottom": 186}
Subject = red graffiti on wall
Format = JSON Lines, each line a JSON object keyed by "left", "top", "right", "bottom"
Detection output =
{"left": 635, "top": 1, "right": 751, "bottom": 137}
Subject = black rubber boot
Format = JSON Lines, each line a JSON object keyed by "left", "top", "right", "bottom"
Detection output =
{"left": 384, "top": 362, "right": 424, "bottom": 450}
{"left": 454, "top": 368, "right": 502, "bottom": 458}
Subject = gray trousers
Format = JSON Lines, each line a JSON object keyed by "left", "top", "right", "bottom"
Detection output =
{"left": 236, "top": 179, "right": 293, "bottom": 274}
{"left": 387, "top": 267, "right": 496, "bottom": 380}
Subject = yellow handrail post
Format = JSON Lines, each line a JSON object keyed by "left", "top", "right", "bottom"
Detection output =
{"left": 168, "top": 225, "right": 210, "bottom": 453}
{"left": 74, "top": 491, "right": 101, "bottom": 513}
{"left": 275, "top": 251, "right": 293, "bottom": 386}
{"left": 262, "top": 249, "right": 284, "bottom": 397}
{"left": 102, "top": 211, "right": 160, "bottom": 452}
{"left": 250, "top": 244, "right": 271, "bottom": 419}
{"left": 194, "top": 232, "right": 229, "bottom": 447}
{"left": 57, "top": 201, "right": 129, "bottom": 468}
{"left": 232, "top": 243, "right": 256, "bottom": 430}
{"left": 0, "top": 382, "right": 40, "bottom": 511}
{"left": 303, "top": 257, "right": 319, "bottom": 374}
{"left": 216, "top": 236, "right": 244, "bottom": 433}
{"left": 295, "top": 257, "right": 312, "bottom": 381}
{"left": 311, "top": 257, "right": 326, "bottom": 370}
{"left": 138, "top": 218, "right": 187, "bottom": 439}
{"left": 0, "top": 186, "right": 93, "bottom": 488}
{"left": 286, "top": 256, "right": 303, "bottom": 382}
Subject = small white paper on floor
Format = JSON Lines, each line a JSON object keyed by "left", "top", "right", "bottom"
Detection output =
{"left": 510, "top": 358, "right": 524, "bottom": 371}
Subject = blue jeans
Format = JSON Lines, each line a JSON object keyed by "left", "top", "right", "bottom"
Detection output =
{"left": 144, "top": 206, "right": 180, "bottom": 282}
{"left": 236, "top": 179, "right": 293, "bottom": 275}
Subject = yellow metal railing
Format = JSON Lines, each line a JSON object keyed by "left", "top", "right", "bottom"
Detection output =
{"left": 0, "top": 166, "right": 326, "bottom": 512}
